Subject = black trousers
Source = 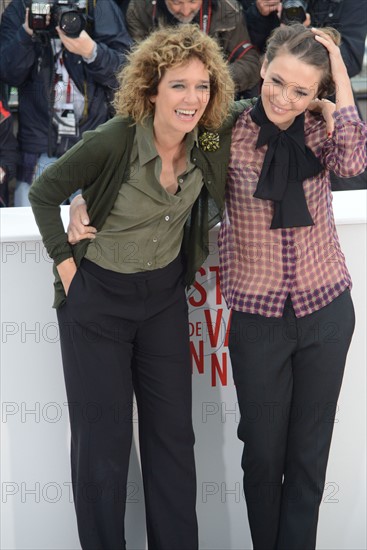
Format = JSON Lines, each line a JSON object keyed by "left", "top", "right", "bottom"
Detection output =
{"left": 229, "top": 290, "right": 355, "bottom": 550}
{"left": 57, "top": 256, "right": 198, "bottom": 550}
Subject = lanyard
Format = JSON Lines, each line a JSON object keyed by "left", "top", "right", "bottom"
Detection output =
{"left": 200, "top": 0, "right": 212, "bottom": 34}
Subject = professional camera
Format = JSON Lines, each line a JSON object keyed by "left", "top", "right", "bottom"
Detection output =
{"left": 28, "top": 0, "right": 87, "bottom": 38}
{"left": 281, "top": 0, "right": 308, "bottom": 25}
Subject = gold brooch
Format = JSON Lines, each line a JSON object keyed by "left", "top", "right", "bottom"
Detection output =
{"left": 198, "top": 131, "right": 220, "bottom": 152}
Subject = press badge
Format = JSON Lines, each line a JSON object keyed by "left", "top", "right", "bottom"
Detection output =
{"left": 57, "top": 103, "right": 77, "bottom": 137}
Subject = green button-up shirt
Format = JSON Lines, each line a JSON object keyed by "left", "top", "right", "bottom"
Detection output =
{"left": 85, "top": 118, "right": 203, "bottom": 272}
{"left": 29, "top": 99, "right": 254, "bottom": 308}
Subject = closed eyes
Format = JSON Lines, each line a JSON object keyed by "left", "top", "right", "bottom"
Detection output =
{"left": 271, "top": 77, "right": 308, "bottom": 97}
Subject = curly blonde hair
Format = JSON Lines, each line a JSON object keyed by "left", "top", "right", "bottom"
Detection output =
{"left": 113, "top": 24, "right": 235, "bottom": 129}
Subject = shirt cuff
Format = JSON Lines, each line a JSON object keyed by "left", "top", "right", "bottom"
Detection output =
{"left": 333, "top": 105, "right": 360, "bottom": 123}
{"left": 83, "top": 42, "right": 97, "bottom": 64}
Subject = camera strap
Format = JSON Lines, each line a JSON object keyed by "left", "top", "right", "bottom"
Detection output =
{"left": 200, "top": 0, "right": 212, "bottom": 34}
{"left": 228, "top": 42, "right": 255, "bottom": 63}
{"left": 86, "top": 0, "right": 97, "bottom": 36}
{"left": 35, "top": 33, "right": 58, "bottom": 157}
{"left": 54, "top": 52, "right": 80, "bottom": 138}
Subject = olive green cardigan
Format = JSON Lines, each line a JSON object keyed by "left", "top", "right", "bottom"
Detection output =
{"left": 29, "top": 100, "right": 254, "bottom": 308}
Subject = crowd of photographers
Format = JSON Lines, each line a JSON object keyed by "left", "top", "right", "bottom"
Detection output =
{"left": 0, "top": 0, "right": 366, "bottom": 207}
{"left": 0, "top": 0, "right": 132, "bottom": 206}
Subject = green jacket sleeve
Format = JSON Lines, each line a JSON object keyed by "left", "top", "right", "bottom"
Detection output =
{"left": 28, "top": 129, "right": 111, "bottom": 266}
{"left": 220, "top": 97, "right": 258, "bottom": 131}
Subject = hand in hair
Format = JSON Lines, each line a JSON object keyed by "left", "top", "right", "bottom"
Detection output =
{"left": 311, "top": 28, "right": 354, "bottom": 110}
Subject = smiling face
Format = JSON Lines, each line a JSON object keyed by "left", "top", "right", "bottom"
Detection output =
{"left": 260, "top": 53, "right": 323, "bottom": 130}
{"left": 165, "top": 0, "right": 202, "bottom": 23}
{"left": 150, "top": 57, "right": 210, "bottom": 139}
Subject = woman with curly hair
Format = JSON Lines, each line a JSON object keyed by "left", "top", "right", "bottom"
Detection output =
{"left": 29, "top": 24, "right": 238, "bottom": 550}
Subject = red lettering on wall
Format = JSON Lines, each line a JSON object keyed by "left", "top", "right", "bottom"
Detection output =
{"left": 188, "top": 268, "right": 207, "bottom": 307}
{"left": 204, "top": 308, "right": 223, "bottom": 348}
{"left": 211, "top": 353, "right": 227, "bottom": 387}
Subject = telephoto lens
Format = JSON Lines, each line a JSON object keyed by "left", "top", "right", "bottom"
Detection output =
{"left": 57, "top": 8, "right": 86, "bottom": 37}
{"left": 281, "top": 0, "right": 308, "bottom": 25}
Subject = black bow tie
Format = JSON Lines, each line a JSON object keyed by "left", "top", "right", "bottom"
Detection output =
{"left": 250, "top": 97, "right": 323, "bottom": 229}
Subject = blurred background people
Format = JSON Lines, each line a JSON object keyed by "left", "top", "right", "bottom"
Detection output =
{"left": 0, "top": 0, "right": 132, "bottom": 206}
{"left": 242, "top": 0, "right": 366, "bottom": 73}
{"left": 126, "top": 0, "right": 261, "bottom": 97}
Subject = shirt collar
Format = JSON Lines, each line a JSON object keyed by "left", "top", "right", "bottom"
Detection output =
{"left": 136, "top": 116, "right": 199, "bottom": 167}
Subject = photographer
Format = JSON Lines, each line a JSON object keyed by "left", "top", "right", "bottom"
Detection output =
{"left": 242, "top": 1, "right": 366, "bottom": 79}
{"left": 0, "top": 0, "right": 132, "bottom": 206}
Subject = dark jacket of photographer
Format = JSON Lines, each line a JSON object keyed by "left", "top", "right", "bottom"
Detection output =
{"left": 0, "top": 0, "right": 132, "bottom": 157}
{"left": 0, "top": 97, "right": 20, "bottom": 206}
{"left": 126, "top": 0, "right": 261, "bottom": 94}
{"left": 241, "top": 0, "right": 367, "bottom": 78}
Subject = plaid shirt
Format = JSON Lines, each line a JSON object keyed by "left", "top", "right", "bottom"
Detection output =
{"left": 219, "top": 105, "right": 367, "bottom": 318}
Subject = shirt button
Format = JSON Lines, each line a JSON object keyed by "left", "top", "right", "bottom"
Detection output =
{"left": 153, "top": 237, "right": 158, "bottom": 243}
{"left": 147, "top": 261, "right": 152, "bottom": 267}
{"left": 207, "top": 180, "right": 211, "bottom": 185}
{"left": 165, "top": 215, "right": 170, "bottom": 221}
{"left": 178, "top": 178, "right": 184, "bottom": 184}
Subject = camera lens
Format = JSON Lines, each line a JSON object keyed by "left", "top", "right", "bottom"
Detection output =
{"left": 281, "top": 1, "right": 308, "bottom": 24}
{"left": 59, "top": 11, "right": 85, "bottom": 37}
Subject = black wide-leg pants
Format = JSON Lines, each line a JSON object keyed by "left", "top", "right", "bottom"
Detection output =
{"left": 57, "top": 256, "right": 198, "bottom": 550}
{"left": 229, "top": 290, "right": 355, "bottom": 550}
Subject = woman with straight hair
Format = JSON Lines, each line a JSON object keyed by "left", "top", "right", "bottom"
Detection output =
{"left": 219, "top": 24, "right": 367, "bottom": 549}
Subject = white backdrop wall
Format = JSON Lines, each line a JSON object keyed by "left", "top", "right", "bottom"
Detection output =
{"left": 1, "top": 192, "right": 366, "bottom": 550}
